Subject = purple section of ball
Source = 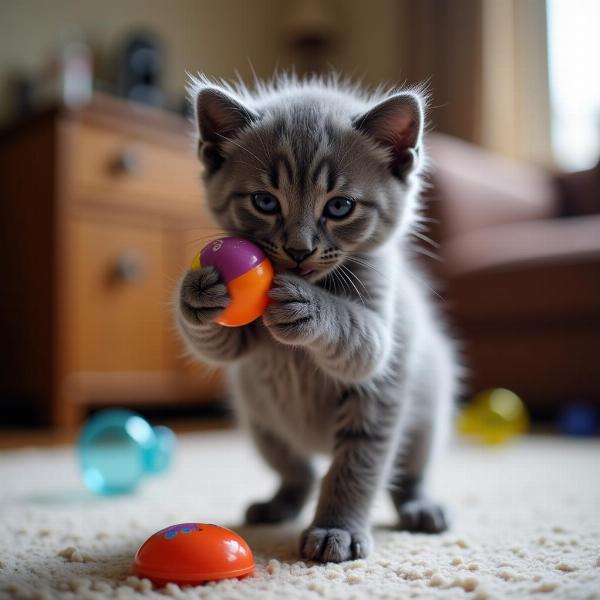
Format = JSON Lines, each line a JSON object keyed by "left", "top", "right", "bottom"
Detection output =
{"left": 200, "top": 237, "right": 266, "bottom": 283}
{"left": 159, "top": 523, "right": 201, "bottom": 539}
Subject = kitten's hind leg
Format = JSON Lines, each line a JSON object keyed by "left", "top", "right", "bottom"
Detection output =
{"left": 389, "top": 413, "right": 449, "bottom": 534}
{"left": 245, "top": 423, "right": 315, "bottom": 525}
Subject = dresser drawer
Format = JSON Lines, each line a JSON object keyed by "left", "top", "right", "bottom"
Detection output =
{"left": 2, "top": 95, "right": 226, "bottom": 427}
{"left": 68, "top": 123, "right": 203, "bottom": 216}
{"left": 67, "top": 217, "right": 169, "bottom": 373}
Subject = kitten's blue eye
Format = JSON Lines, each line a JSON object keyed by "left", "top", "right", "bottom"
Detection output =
{"left": 323, "top": 197, "right": 355, "bottom": 219}
{"left": 252, "top": 192, "right": 280, "bottom": 214}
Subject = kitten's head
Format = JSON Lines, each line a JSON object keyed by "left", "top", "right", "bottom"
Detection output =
{"left": 191, "top": 75, "right": 425, "bottom": 282}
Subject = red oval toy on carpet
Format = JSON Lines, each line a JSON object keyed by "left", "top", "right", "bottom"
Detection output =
{"left": 133, "top": 523, "right": 254, "bottom": 586}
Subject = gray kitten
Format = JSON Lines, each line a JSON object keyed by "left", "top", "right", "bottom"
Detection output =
{"left": 176, "top": 74, "right": 459, "bottom": 563}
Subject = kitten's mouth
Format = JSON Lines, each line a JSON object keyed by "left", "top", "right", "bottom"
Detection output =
{"left": 268, "top": 254, "right": 319, "bottom": 279}
{"left": 291, "top": 267, "right": 314, "bottom": 277}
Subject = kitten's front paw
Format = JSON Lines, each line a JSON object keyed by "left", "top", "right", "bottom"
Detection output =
{"left": 178, "top": 266, "right": 230, "bottom": 325}
{"left": 398, "top": 499, "right": 448, "bottom": 533}
{"left": 300, "top": 526, "right": 373, "bottom": 563}
{"left": 263, "top": 275, "right": 319, "bottom": 345}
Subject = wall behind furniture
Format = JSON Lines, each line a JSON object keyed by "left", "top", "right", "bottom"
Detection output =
{"left": 0, "top": 0, "right": 284, "bottom": 123}
{"left": 0, "top": 0, "right": 408, "bottom": 124}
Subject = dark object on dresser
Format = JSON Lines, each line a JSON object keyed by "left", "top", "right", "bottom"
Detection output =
{"left": 118, "top": 33, "right": 164, "bottom": 107}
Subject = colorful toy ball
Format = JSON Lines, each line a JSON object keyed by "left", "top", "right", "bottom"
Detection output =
{"left": 191, "top": 237, "right": 273, "bottom": 327}
{"left": 133, "top": 523, "right": 254, "bottom": 586}
{"left": 458, "top": 388, "right": 529, "bottom": 444}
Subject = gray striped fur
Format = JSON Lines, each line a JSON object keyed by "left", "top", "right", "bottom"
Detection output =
{"left": 175, "top": 74, "right": 460, "bottom": 562}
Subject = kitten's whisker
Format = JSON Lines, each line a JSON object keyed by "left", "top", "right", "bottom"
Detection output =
{"left": 338, "top": 265, "right": 365, "bottom": 305}
{"left": 333, "top": 272, "right": 341, "bottom": 297}
{"left": 339, "top": 263, "right": 370, "bottom": 299}
{"left": 413, "top": 246, "right": 442, "bottom": 262}
{"left": 325, "top": 271, "right": 339, "bottom": 297}
{"left": 336, "top": 270, "right": 349, "bottom": 298}
{"left": 412, "top": 272, "right": 445, "bottom": 302}
{"left": 332, "top": 268, "right": 347, "bottom": 298}
{"left": 412, "top": 230, "right": 440, "bottom": 248}
{"left": 343, "top": 250, "right": 443, "bottom": 301}
{"left": 340, "top": 265, "right": 367, "bottom": 305}
{"left": 343, "top": 255, "right": 377, "bottom": 269}
{"left": 351, "top": 256, "right": 383, "bottom": 275}
{"left": 341, "top": 254, "right": 385, "bottom": 278}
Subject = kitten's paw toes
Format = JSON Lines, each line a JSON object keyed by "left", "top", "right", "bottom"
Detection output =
{"left": 300, "top": 526, "right": 372, "bottom": 563}
{"left": 245, "top": 499, "right": 300, "bottom": 525}
{"left": 263, "top": 275, "right": 318, "bottom": 345}
{"left": 178, "top": 266, "right": 230, "bottom": 324}
{"left": 398, "top": 499, "right": 448, "bottom": 533}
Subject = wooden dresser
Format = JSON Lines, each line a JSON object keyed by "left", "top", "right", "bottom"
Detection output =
{"left": 0, "top": 95, "right": 222, "bottom": 427}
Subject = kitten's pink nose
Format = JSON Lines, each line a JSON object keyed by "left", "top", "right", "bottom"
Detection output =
{"left": 284, "top": 247, "right": 315, "bottom": 264}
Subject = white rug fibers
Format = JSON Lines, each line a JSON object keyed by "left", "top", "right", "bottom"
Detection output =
{"left": 0, "top": 430, "right": 599, "bottom": 599}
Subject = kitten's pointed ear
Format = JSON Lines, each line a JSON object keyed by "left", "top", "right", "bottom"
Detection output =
{"left": 195, "top": 87, "right": 257, "bottom": 173}
{"left": 353, "top": 93, "right": 424, "bottom": 179}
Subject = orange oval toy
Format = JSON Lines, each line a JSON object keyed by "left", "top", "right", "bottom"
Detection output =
{"left": 192, "top": 237, "right": 273, "bottom": 327}
{"left": 133, "top": 523, "right": 254, "bottom": 586}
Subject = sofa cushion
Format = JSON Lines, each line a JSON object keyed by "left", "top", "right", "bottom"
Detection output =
{"left": 443, "top": 214, "right": 600, "bottom": 322}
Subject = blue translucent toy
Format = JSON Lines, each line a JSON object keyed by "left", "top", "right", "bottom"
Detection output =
{"left": 79, "top": 409, "right": 176, "bottom": 495}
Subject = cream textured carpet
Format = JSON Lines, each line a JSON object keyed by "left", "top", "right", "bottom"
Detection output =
{"left": 1, "top": 430, "right": 599, "bottom": 600}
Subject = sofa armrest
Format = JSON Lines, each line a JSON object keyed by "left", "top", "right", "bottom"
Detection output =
{"left": 443, "top": 213, "right": 600, "bottom": 277}
{"left": 443, "top": 214, "right": 600, "bottom": 322}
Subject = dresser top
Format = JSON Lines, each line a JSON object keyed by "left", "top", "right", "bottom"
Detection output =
{"left": 1, "top": 93, "right": 193, "bottom": 149}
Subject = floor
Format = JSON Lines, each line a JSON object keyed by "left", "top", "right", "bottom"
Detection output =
{"left": 1, "top": 430, "right": 599, "bottom": 599}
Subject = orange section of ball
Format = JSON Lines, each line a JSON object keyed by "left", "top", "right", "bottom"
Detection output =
{"left": 215, "top": 258, "right": 274, "bottom": 327}
{"left": 133, "top": 523, "right": 254, "bottom": 586}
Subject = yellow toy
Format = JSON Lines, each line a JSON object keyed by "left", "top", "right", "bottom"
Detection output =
{"left": 458, "top": 388, "right": 529, "bottom": 444}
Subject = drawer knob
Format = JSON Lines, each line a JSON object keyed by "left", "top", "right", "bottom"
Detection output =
{"left": 111, "top": 251, "right": 146, "bottom": 283}
{"left": 111, "top": 149, "right": 140, "bottom": 175}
